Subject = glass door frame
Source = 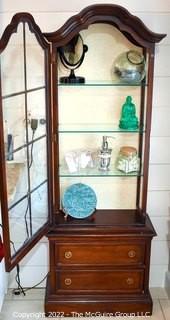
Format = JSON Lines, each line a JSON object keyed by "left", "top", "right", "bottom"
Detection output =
{"left": 0, "top": 13, "right": 53, "bottom": 272}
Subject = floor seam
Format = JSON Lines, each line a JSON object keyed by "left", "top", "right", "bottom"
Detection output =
{"left": 159, "top": 298, "right": 167, "bottom": 320}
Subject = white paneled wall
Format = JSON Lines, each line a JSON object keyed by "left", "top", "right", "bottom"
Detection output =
{"left": 0, "top": 209, "right": 8, "bottom": 310}
{"left": 148, "top": 6, "right": 170, "bottom": 287}
{"left": 0, "top": 0, "right": 169, "bottom": 301}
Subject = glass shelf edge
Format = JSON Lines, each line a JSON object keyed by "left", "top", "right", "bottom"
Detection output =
{"left": 58, "top": 125, "right": 145, "bottom": 134}
{"left": 59, "top": 169, "right": 142, "bottom": 178}
{"left": 59, "top": 174, "right": 142, "bottom": 177}
{"left": 58, "top": 129, "right": 145, "bottom": 134}
{"left": 58, "top": 81, "right": 147, "bottom": 87}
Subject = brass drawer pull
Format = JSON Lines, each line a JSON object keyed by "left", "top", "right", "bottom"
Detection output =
{"left": 128, "top": 250, "right": 136, "bottom": 258}
{"left": 65, "top": 278, "right": 72, "bottom": 286}
{"left": 126, "top": 277, "right": 134, "bottom": 285}
{"left": 64, "top": 251, "right": 72, "bottom": 259}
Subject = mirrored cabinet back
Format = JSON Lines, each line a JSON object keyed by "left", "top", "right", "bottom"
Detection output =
{"left": 0, "top": 4, "right": 166, "bottom": 316}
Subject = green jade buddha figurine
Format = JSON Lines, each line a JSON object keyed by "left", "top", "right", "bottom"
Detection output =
{"left": 119, "top": 96, "right": 139, "bottom": 130}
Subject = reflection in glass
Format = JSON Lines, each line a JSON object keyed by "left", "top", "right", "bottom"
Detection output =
{"left": 2, "top": 94, "right": 26, "bottom": 157}
{"left": 25, "top": 23, "right": 45, "bottom": 90}
{"left": 2, "top": 95, "right": 28, "bottom": 208}
{"left": 6, "top": 158, "right": 28, "bottom": 208}
{"left": 27, "top": 89, "right": 46, "bottom": 143}
{"left": 31, "top": 182, "right": 48, "bottom": 234}
{"left": 9, "top": 198, "right": 31, "bottom": 254}
{"left": 1, "top": 23, "right": 25, "bottom": 96}
{"left": 9, "top": 181, "right": 49, "bottom": 255}
{"left": 29, "top": 138, "right": 47, "bottom": 190}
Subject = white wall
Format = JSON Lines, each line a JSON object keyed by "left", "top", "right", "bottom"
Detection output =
{"left": 0, "top": 209, "right": 8, "bottom": 310}
{"left": 0, "top": 0, "right": 169, "bottom": 303}
{"left": 0, "top": 262, "right": 8, "bottom": 310}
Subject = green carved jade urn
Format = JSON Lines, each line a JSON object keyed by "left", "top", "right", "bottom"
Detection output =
{"left": 119, "top": 96, "right": 139, "bottom": 130}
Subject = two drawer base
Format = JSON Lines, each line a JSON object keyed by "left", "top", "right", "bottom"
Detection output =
{"left": 45, "top": 276, "right": 153, "bottom": 317}
{"left": 45, "top": 214, "right": 156, "bottom": 316}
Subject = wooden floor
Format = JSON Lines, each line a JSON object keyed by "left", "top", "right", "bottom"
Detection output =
{"left": 1, "top": 288, "right": 170, "bottom": 319}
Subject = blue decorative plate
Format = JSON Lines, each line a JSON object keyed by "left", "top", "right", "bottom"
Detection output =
{"left": 62, "top": 183, "right": 97, "bottom": 219}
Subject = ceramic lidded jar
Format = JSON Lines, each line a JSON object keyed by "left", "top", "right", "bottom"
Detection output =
{"left": 116, "top": 146, "right": 140, "bottom": 173}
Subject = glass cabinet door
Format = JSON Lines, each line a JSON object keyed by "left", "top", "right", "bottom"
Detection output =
{"left": 0, "top": 15, "right": 52, "bottom": 271}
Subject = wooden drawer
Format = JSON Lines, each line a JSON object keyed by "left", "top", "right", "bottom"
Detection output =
{"left": 56, "top": 269, "right": 144, "bottom": 293}
{"left": 56, "top": 243, "right": 145, "bottom": 266}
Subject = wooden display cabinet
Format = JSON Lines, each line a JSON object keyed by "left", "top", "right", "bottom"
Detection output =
{"left": 0, "top": 4, "right": 166, "bottom": 316}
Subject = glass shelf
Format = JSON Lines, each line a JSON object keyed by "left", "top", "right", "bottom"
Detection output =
{"left": 59, "top": 123, "right": 144, "bottom": 133}
{"left": 59, "top": 165, "right": 142, "bottom": 177}
{"left": 58, "top": 80, "right": 147, "bottom": 87}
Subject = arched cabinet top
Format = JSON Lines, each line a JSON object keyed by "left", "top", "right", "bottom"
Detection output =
{"left": 43, "top": 4, "right": 166, "bottom": 48}
{"left": 0, "top": 6, "right": 166, "bottom": 51}
{"left": 0, "top": 12, "right": 50, "bottom": 53}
